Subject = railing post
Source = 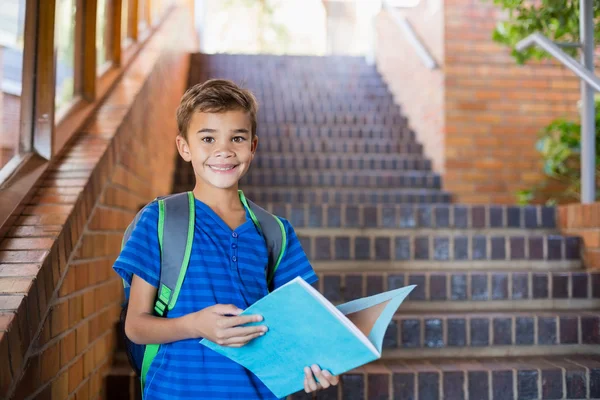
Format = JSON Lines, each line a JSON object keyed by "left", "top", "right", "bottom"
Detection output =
{"left": 580, "top": 0, "right": 596, "bottom": 203}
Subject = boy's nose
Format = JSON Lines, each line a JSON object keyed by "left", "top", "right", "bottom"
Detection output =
{"left": 213, "top": 147, "right": 234, "bottom": 158}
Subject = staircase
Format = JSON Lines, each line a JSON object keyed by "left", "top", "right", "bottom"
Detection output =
{"left": 109, "top": 54, "right": 600, "bottom": 400}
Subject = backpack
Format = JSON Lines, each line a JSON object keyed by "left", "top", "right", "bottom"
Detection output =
{"left": 118, "top": 191, "right": 287, "bottom": 394}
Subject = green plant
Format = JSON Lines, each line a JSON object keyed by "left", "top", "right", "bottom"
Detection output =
{"left": 517, "top": 98, "right": 600, "bottom": 205}
{"left": 490, "top": 0, "right": 600, "bottom": 64}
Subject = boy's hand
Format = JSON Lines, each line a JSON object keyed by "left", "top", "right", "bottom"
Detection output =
{"left": 187, "top": 304, "right": 268, "bottom": 347}
{"left": 304, "top": 364, "right": 339, "bottom": 393}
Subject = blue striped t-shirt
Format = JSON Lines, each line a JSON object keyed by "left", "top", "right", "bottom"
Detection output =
{"left": 113, "top": 195, "right": 318, "bottom": 399}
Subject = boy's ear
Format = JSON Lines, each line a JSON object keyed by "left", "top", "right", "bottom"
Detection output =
{"left": 251, "top": 135, "right": 259, "bottom": 155}
{"left": 176, "top": 135, "right": 192, "bottom": 162}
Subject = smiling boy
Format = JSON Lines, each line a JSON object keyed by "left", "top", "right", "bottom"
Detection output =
{"left": 113, "top": 79, "right": 338, "bottom": 399}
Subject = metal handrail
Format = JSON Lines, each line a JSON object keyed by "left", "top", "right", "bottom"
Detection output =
{"left": 382, "top": 0, "right": 438, "bottom": 70}
{"left": 516, "top": 33, "right": 600, "bottom": 92}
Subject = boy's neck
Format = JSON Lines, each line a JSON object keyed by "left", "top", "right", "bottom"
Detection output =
{"left": 192, "top": 182, "right": 244, "bottom": 211}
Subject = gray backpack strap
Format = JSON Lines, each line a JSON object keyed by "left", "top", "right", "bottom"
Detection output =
{"left": 154, "top": 191, "right": 195, "bottom": 316}
{"left": 244, "top": 198, "right": 287, "bottom": 288}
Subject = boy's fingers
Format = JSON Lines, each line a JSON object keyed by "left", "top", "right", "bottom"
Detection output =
{"left": 322, "top": 370, "right": 339, "bottom": 385}
{"left": 223, "top": 325, "right": 267, "bottom": 338}
{"left": 220, "top": 314, "right": 263, "bottom": 328}
{"left": 222, "top": 331, "right": 264, "bottom": 346}
{"left": 304, "top": 377, "right": 310, "bottom": 393}
{"left": 311, "top": 365, "right": 330, "bottom": 389}
{"left": 305, "top": 367, "right": 318, "bottom": 392}
{"left": 213, "top": 304, "right": 243, "bottom": 316}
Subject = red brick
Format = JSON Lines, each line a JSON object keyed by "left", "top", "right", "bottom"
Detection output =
{"left": 0, "top": 264, "right": 41, "bottom": 277}
{"left": 68, "top": 357, "right": 83, "bottom": 393}
{"left": 60, "top": 331, "right": 77, "bottom": 368}
{"left": 0, "top": 251, "right": 48, "bottom": 264}
{"left": 0, "top": 277, "right": 34, "bottom": 294}
{"left": 51, "top": 371, "right": 69, "bottom": 399}
{"left": 0, "top": 332, "right": 12, "bottom": 395}
{"left": 0, "top": 238, "right": 55, "bottom": 251}
{"left": 40, "top": 343, "right": 60, "bottom": 384}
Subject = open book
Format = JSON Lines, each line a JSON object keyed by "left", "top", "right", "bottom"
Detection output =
{"left": 200, "top": 277, "right": 415, "bottom": 399}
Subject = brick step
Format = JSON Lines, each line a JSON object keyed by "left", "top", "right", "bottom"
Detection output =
{"left": 288, "top": 356, "right": 600, "bottom": 400}
{"left": 240, "top": 187, "right": 451, "bottom": 204}
{"left": 256, "top": 138, "right": 423, "bottom": 155}
{"left": 257, "top": 104, "right": 401, "bottom": 114}
{"left": 314, "top": 270, "right": 600, "bottom": 308}
{"left": 258, "top": 125, "right": 414, "bottom": 140}
{"left": 293, "top": 231, "right": 581, "bottom": 263}
{"left": 253, "top": 154, "right": 432, "bottom": 171}
{"left": 260, "top": 204, "right": 557, "bottom": 230}
{"left": 378, "top": 311, "right": 600, "bottom": 357}
{"left": 241, "top": 170, "right": 442, "bottom": 189}
{"left": 256, "top": 113, "right": 405, "bottom": 125}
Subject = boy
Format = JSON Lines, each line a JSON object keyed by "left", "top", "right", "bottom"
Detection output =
{"left": 113, "top": 79, "right": 339, "bottom": 399}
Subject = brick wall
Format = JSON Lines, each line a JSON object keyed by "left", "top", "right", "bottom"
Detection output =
{"left": 558, "top": 202, "right": 600, "bottom": 270}
{"left": 376, "top": 0, "right": 581, "bottom": 204}
{"left": 0, "top": 5, "right": 195, "bottom": 399}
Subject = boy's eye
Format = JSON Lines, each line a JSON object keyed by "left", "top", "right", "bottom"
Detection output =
{"left": 201, "top": 137, "right": 214, "bottom": 144}
{"left": 232, "top": 136, "right": 246, "bottom": 143}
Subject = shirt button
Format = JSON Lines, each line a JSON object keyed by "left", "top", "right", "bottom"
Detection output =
{"left": 232, "top": 232, "right": 238, "bottom": 238}
{"left": 232, "top": 243, "right": 237, "bottom": 249}
{"left": 232, "top": 256, "right": 237, "bottom": 262}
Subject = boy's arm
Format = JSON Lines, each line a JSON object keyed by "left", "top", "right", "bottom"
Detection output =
{"left": 125, "top": 274, "right": 267, "bottom": 345}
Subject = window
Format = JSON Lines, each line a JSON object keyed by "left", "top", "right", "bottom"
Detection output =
{"left": 138, "top": 0, "right": 149, "bottom": 33}
{"left": 121, "top": 0, "right": 131, "bottom": 44}
{"left": 0, "top": 0, "right": 27, "bottom": 172}
{"left": 151, "top": 0, "right": 162, "bottom": 25}
{"left": 54, "top": 0, "right": 77, "bottom": 110}
{"left": 96, "top": 0, "right": 113, "bottom": 69}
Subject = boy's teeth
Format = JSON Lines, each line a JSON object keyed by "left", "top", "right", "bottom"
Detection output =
{"left": 210, "top": 166, "right": 234, "bottom": 171}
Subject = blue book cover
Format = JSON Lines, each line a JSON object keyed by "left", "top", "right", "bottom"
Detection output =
{"left": 200, "top": 277, "right": 415, "bottom": 399}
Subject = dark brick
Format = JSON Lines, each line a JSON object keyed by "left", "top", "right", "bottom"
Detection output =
{"left": 401, "top": 319, "right": 421, "bottom": 348}
{"left": 582, "top": 316, "right": 600, "bottom": 344}
{"left": 593, "top": 273, "right": 600, "bottom": 298}
{"left": 524, "top": 206, "right": 538, "bottom": 228}
{"left": 408, "top": 275, "right": 426, "bottom": 301}
{"left": 399, "top": 206, "right": 415, "bottom": 228}
{"left": 315, "top": 237, "right": 331, "bottom": 260}
{"left": 512, "top": 273, "right": 529, "bottom": 300}
{"left": 393, "top": 373, "right": 415, "bottom": 400}
{"left": 429, "top": 274, "right": 447, "bottom": 301}
{"left": 451, "top": 274, "right": 467, "bottom": 301}
{"left": 375, "top": 237, "right": 391, "bottom": 260}
{"left": 355, "top": 237, "right": 370, "bottom": 260}
{"left": 565, "top": 237, "right": 581, "bottom": 260}
{"left": 317, "top": 386, "right": 337, "bottom": 400}
{"left": 533, "top": 273, "right": 549, "bottom": 299}
{"left": 454, "top": 236, "right": 469, "bottom": 260}
{"left": 418, "top": 372, "right": 439, "bottom": 400}
{"left": 433, "top": 237, "right": 450, "bottom": 261}
{"left": 566, "top": 370, "right": 586, "bottom": 399}
{"left": 492, "top": 370, "right": 514, "bottom": 400}
{"left": 344, "top": 275, "right": 363, "bottom": 302}
{"left": 592, "top": 368, "right": 600, "bottom": 398}
{"left": 559, "top": 316, "right": 579, "bottom": 344}
{"left": 547, "top": 236, "right": 563, "bottom": 260}
{"left": 434, "top": 206, "right": 450, "bottom": 228}
{"left": 381, "top": 206, "right": 396, "bottom": 228}
{"left": 368, "top": 374, "right": 390, "bottom": 400}
{"left": 571, "top": 273, "right": 588, "bottom": 299}
{"left": 468, "top": 371, "right": 489, "bottom": 400}
{"left": 424, "top": 319, "right": 444, "bottom": 348}
{"left": 291, "top": 206, "right": 306, "bottom": 227}
{"left": 335, "top": 237, "right": 350, "bottom": 260}
{"left": 472, "top": 236, "right": 487, "bottom": 260}
{"left": 471, "top": 206, "right": 486, "bottom": 228}
{"left": 447, "top": 318, "right": 466, "bottom": 347}
{"left": 327, "top": 206, "right": 341, "bottom": 228}
{"left": 491, "top": 273, "right": 508, "bottom": 300}
{"left": 516, "top": 317, "right": 535, "bottom": 345}
{"left": 541, "top": 369, "right": 563, "bottom": 399}
{"left": 323, "top": 276, "right": 341, "bottom": 302}
{"left": 363, "top": 206, "right": 378, "bottom": 228}
{"left": 417, "top": 206, "right": 432, "bottom": 227}
{"left": 341, "top": 374, "right": 364, "bottom": 400}
{"left": 517, "top": 370, "right": 538, "bottom": 400}
{"left": 529, "top": 236, "right": 544, "bottom": 260}
{"left": 382, "top": 320, "right": 398, "bottom": 349}
{"left": 471, "top": 274, "right": 489, "bottom": 300}
{"left": 299, "top": 236, "right": 312, "bottom": 259}
{"left": 491, "top": 236, "right": 506, "bottom": 260}
{"left": 414, "top": 237, "right": 429, "bottom": 260}
{"left": 443, "top": 371, "right": 464, "bottom": 399}
{"left": 507, "top": 206, "right": 521, "bottom": 227}
{"left": 345, "top": 206, "right": 360, "bottom": 228}
{"left": 489, "top": 206, "right": 503, "bottom": 228}
{"left": 470, "top": 318, "right": 490, "bottom": 346}
{"left": 541, "top": 206, "right": 556, "bottom": 228}
{"left": 454, "top": 206, "right": 468, "bottom": 228}
{"left": 366, "top": 276, "right": 383, "bottom": 296}
{"left": 395, "top": 237, "right": 411, "bottom": 260}
{"left": 493, "top": 318, "right": 512, "bottom": 345}
{"left": 308, "top": 206, "right": 323, "bottom": 227}
{"left": 552, "top": 273, "right": 569, "bottom": 299}
{"left": 510, "top": 236, "right": 526, "bottom": 260}
{"left": 538, "top": 317, "right": 557, "bottom": 345}
{"left": 388, "top": 274, "right": 405, "bottom": 290}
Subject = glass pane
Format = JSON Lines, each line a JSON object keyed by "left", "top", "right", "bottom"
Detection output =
{"left": 121, "top": 0, "right": 130, "bottom": 43}
{"left": 0, "top": 0, "right": 26, "bottom": 171}
{"left": 55, "top": 0, "right": 76, "bottom": 110}
{"left": 151, "top": 0, "right": 161, "bottom": 25}
{"left": 138, "top": 0, "right": 148, "bottom": 32}
{"left": 96, "top": 0, "right": 111, "bottom": 67}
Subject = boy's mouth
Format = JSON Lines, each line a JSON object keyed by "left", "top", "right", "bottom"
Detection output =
{"left": 208, "top": 164, "right": 239, "bottom": 173}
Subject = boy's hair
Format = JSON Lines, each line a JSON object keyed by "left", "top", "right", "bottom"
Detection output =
{"left": 176, "top": 79, "right": 258, "bottom": 138}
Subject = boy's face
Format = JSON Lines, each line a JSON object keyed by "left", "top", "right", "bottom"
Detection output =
{"left": 176, "top": 110, "right": 258, "bottom": 191}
